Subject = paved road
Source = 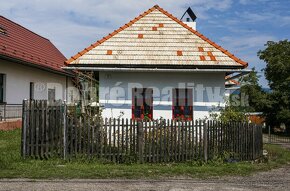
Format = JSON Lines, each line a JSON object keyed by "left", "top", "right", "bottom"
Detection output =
{"left": 1, "top": 165, "right": 290, "bottom": 191}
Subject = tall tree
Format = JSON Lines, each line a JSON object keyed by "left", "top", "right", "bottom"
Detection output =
{"left": 238, "top": 68, "right": 268, "bottom": 112}
{"left": 258, "top": 40, "right": 290, "bottom": 131}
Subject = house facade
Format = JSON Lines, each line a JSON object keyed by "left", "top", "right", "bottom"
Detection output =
{"left": 65, "top": 5, "right": 248, "bottom": 120}
{"left": 0, "top": 16, "right": 75, "bottom": 105}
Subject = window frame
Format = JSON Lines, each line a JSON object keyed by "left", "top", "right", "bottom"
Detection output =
{"left": 132, "top": 88, "right": 153, "bottom": 120}
{"left": 48, "top": 88, "right": 56, "bottom": 102}
{"left": 172, "top": 88, "right": 193, "bottom": 121}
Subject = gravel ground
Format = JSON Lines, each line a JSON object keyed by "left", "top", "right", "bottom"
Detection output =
{"left": 1, "top": 165, "right": 290, "bottom": 191}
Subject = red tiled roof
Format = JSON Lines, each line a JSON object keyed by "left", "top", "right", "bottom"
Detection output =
{"left": 66, "top": 5, "right": 248, "bottom": 68}
{"left": 0, "top": 16, "right": 69, "bottom": 74}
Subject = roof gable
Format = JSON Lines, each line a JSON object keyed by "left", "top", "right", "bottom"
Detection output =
{"left": 66, "top": 5, "right": 248, "bottom": 68}
{"left": 0, "top": 16, "right": 69, "bottom": 74}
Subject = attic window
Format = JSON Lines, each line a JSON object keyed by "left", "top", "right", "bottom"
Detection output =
{"left": 0, "top": 27, "right": 7, "bottom": 35}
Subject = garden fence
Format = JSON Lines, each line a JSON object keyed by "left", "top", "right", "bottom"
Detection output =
{"left": 21, "top": 100, "right": 263, "bottom": 163}
{"left": 0, "top": 103, "right": 22, "bottom": 121}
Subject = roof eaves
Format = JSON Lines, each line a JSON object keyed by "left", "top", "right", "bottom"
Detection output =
{"left": 0, "top": 53, "right": 74, "bottom": 77}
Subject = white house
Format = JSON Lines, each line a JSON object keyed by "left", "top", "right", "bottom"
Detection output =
{"left": 65, "top": 5, "right": 249, "bottom": 120}
{"left": 0, "top": 16, "right": 75, "bottom": 105}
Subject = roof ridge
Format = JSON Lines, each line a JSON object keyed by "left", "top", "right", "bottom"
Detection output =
{"left": 65, "top": 5, "right": 159, "bottom": 64}
{"left": 0, "top": 15, "right": 50, "bottom": 42}
{"left": 153, "top": 6, "right": 248, "bottom": 68}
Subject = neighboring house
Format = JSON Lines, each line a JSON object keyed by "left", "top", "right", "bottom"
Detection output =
{"left": 64, "top": 5, "right": 249, "bottom": 120}
{"left": 0, "top": 16, "right": 75, "bottom": 105}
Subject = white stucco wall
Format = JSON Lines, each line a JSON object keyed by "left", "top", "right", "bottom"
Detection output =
{"left": 0, "top": 59, "right": 75, "bottom": 104}
{"left": 99, "top": 71, "right": 226, "bottom": 120}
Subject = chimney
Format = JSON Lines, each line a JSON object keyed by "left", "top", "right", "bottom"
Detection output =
{"left": 181, "top": 7, "right": 197, "bottom": 30}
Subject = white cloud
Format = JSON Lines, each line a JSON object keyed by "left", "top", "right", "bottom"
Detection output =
{"left": 239, "top": 0, "right": 270, "bottom": 5}
{"left": 220, "top": 34, "right": 277, "bottom": 52}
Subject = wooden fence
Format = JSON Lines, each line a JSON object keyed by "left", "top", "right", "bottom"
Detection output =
{"left": 21, "top": 100, "right": 263, "bottom": 163}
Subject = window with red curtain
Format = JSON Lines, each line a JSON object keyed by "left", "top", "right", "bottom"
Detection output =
{"left": 132, "top": 88, "right": 153, "bottom": 120}
{"left": 172, "top": 88, "right": 193, "bottom": 120}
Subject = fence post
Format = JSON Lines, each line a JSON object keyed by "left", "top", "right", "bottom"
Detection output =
{"left": 4, "top": 103, "right": 6, "bottom": 121}
{"left": 252, "top": 124, "right": 256, "bottom": 160}
{"left": 137, "top": 121, "right": 144, "bottom": 163}
{"left": 203, "top": 121, "right": 208, "bottom": 162}
{"left": 21, "top": 100, "right": 27, "bottom": 158}
{"left": 63, "top": 101, "right": 67, "bottom": 160}
{"left": 268, "top": 124, "right": 271, "bottom": 144}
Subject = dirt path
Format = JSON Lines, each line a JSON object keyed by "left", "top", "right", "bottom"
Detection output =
{"left": 1, "top": 165, "right": 290, "bottom": 191}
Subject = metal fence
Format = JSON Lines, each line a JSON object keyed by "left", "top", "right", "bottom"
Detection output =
{"left": 263, "top": 125, "right": 290, "bottom": 144}
{"left": 21, "top": 100, "right": 263, "bottom": 163}
{"left": 0, "top": 103, "right": 22, "bottom": 121}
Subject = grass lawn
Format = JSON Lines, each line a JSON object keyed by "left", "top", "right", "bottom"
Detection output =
{"left": 0, "top": 129, "right": 290, "bottom": 179}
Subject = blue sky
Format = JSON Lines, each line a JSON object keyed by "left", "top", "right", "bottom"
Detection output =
{"left": 1, "top": 0, "right": 290, "bottom": 87}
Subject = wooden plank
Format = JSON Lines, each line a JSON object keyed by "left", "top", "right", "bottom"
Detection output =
{"left": 103, "top": 118, "right": 107, "bottom": 158}
{"left": 86, "top": 116, "right": 90, "bottom": 157}
{"left": 137, "top": 121, "right": 144, "bottom": 163}
{"left": 152, "top": 120, "right": 156, "bottom": 163}
{"left": 203, "top": 121, "right": 208, "bottom": 162}
{"left": 35, "top": 100, "right": 40, "bottom": 158}
{"left": 160, "top": 120, "right": 163, "bottom": 162}
{"left": 162, "top": 120, "right": 166, "bottom": 162}
{"left": 121, "top": 118, "right": 124, "bottom": 160}
{"left": 44, "top": 101, "right": 49, "bottom": 159}
{"left": 48, "top": 104, "right": 53, "bottom": 157}
{"left": 199, "top": 120, "right": 202, "bottom": 160}
{"left": 190, "top": 120, "right": 193, "bottom": 160}
{"left": 117, "top": 118, "right": 120, "bottom": 162}
{"left": 40, "top": 101, "right": 45, "bottom": 159}
{"left": 30, "top": 100, "right": 35, "bottom": 157}
{"left": 128, "top": 119, "right": 131, "bottom": 155}
{"left": 148, "top": 120, "right": 152, "bottom": 162}
{"left": 91, "top": 118, "right": 95, "bottom": 157}
{"left": 169, "top": 120, "right": 173, "bottom": 161}
{"left": 144, "top": 120, "right": 148, "bottom": 162}
{"left": 173, "top": 120, "right": 177, "bottom": 161}
{"left": 177, "top": 121, "right": 181, "bottom": 161}
{"left": 184, "top": 120, "right": 188, "bottom": 161}
{"left": 108, "top": 118, "right": 112, "bottom": 160}
{"left": 166, "top": 119, "right": 170, "bottom": 162}
{"left": 73, "top": 109, "right": 78, "bottom": 156}
{"left": 125, "top": 118, "right": 129, "bottom": 157}
{"left": 252, "top": 124, "right": 255, "bottom": 160}
{"left": 187, "top": 120, "right": 190, "bottom": 160}
{"left": 113, "top": 118, "right": 116, "bottom": 162}
{"left": 181, "top": 120, "right": 184, "bottom": 161}
{"left": 51, "top": 104, "right": 55, "bottom": 156}
{"left": 21, "top": 100, "right": 28, "bottom": 158}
